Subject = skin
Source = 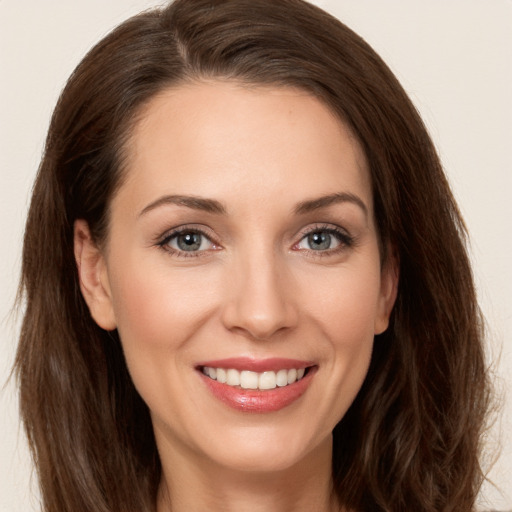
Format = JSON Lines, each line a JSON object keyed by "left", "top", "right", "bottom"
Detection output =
{"left": 75, "top": 81, "right": 397, "bottom": 512}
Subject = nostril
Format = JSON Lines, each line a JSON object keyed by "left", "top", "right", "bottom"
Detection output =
{"left": 219, "top": 271, "right": 299, "bottom": 340}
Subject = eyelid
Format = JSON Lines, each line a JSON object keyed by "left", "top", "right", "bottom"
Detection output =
{"left": 154, "top": 222, "right": 354, "bottom": 258}
{"left": 292, "top": 223, "right": 355, "bottom": 253}
{"left": 156, "top": 224, "right": 221, "bottom": 256}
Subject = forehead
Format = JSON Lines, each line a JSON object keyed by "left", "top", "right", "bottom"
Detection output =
{"left": 116, "top": 81, "right": 372, "bottom": 216}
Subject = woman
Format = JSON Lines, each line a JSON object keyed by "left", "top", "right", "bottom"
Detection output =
{"left": 15, "top": 0, "right": 490, "bottom": 511}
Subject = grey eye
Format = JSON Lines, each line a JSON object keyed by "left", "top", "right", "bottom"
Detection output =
{"left": 169, "top": 232, "right": 213, "bottom": 252}
{"left": 306, "top": 232, "right": 333, "bottom": 250}
{"left": 297, "top": 231, "right": 341, "bottom": 251}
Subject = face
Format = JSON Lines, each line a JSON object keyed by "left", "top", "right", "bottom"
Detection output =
{"left": 76, "top": 82, "right": 397, "bottom": 475}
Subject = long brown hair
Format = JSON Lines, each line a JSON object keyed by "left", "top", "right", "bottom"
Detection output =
{"left": 15, "top": 0, "right": 490, "bottom": 510}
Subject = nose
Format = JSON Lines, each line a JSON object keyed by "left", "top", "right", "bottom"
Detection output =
{"left": 220, "top": 252, "right": 299, "bottom": 340}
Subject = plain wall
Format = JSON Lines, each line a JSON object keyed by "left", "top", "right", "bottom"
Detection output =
{"left": 1, "top": 1, "right": 510, "bottom": 510}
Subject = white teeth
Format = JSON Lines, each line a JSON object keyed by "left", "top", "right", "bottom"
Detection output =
{"left": 216, "top": 368, "right": 227, "bottom": 384}
{"left": 259, "top": 371, "right": 277, "bottom": 390}
{"left": 226, "top": 369, "right": 240, "bottom": 386}
{"left": 240, "top": 371, "right": 259, "bottom": 389}
{"left": 276, "top": 369, "right": 288, "bottom": 387}
{"left": 202, "top": 366, "right": 308, "bottom": 390}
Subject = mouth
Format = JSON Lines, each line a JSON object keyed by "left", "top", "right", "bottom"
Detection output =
{"left": 201, "top": 366, "right": 308, "bottom": 390}
{"left": 196, "top": 358, "right": 317, "bottom": 413}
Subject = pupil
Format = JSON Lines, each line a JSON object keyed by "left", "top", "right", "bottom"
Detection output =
{"left": 308, "top": 232, "right": 331, "bottom": 250}
{"left": 177, "top": 233, "right": 201, "bottom": 251}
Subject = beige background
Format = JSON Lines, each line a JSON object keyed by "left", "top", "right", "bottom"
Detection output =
{"left": 1, "top": 1, "right": 510, "bottom": 510}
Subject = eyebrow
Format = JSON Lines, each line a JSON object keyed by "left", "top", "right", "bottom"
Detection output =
{"left": 294, "top": 192, "right": 368, "bottom": 217}
{"left": 138, "top": 191, "right": 368, "bottom": 218}
{"left": 139, "top": 195, "right": 227, "bottom": 217}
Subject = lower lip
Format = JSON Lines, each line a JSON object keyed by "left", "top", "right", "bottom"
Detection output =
{"left": 200, "top": 368, "right": 316, "bottom": 413}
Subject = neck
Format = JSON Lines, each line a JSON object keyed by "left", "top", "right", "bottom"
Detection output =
{"left": 156, "top": 433, "right": 340, "bottom": 512}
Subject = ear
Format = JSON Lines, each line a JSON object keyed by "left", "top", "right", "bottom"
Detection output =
{"left": 374, "top": 253, "right": 399, "bottom": 335}
{"left": 74, "top": 220, "right": 117, "bottom": 331}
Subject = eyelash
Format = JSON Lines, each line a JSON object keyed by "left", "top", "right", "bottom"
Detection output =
{"left": 156, "top": 223, "right": 354, "bottom": 258}
{"left": 294, "top": 224, "right": 355, "bottom": 256}
{"left": 156, "top": 225, "right": 220, "bottom": 258}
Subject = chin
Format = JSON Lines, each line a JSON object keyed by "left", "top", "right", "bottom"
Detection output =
{"left": 195, "top": 421, "right": 333, "bottom": 475}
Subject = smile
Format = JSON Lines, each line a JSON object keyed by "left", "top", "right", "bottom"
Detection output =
{"left": 197, "top": 358, "right": 316, "bottom": 413}
{"left": 202, "top": 366, "right": 306, "bottom": 390}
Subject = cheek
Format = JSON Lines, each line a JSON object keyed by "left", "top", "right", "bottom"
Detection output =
{"left": 105, "top": 260, "right": 222, "bottom": 424}
{"left": 305, "top": 261, "right": 382, "bottom": 341}
{"left": 107, "top": 258, "right": 220, "bottom": 378}
{"left": 303, "top": 262, "right": 381, "bottom": 404}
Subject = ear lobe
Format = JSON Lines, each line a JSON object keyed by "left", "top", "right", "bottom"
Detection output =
{"left": 374, "top": 255, "right": 399, "bottom": 335}
{"left": 74, "top": 220, "right": 117, "bottom": 331}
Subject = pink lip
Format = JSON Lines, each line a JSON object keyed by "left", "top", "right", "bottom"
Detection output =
{"left": 196, "top": 357, "right": 314, "bottom": 373}
{"left": 197, "top": 358, "right": 317, "bottom": 413}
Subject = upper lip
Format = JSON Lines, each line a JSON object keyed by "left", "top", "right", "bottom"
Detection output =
{"left": 196, "top": 357, "right": 315, "bottom": 373}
